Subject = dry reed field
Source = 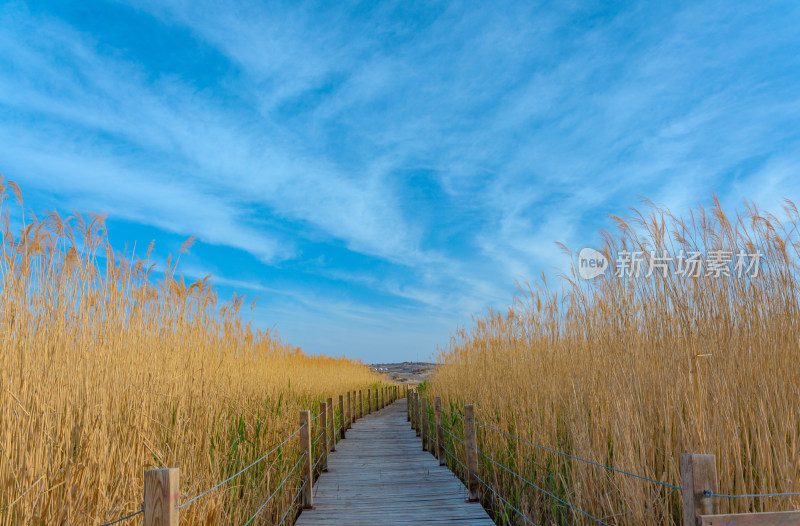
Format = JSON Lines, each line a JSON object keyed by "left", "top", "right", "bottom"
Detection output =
{"left": 427, "top": 197, "right": 800, "bottom": 525}
{"left": 0, "top": 179, "right": 383, "bottom": 525}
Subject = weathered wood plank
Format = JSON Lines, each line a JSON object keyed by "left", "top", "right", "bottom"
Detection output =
{"left": 699, "top": 511, "right": 800, "bottom": 526}
{"left": 294, "top": 400, "right": 494, "bottom": 525}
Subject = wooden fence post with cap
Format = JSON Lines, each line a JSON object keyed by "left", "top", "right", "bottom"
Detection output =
{"left": 299, "top": 410, "right": 313, "bottom": 509}
{"left": 326, "top": 397, "right": 335, "bottom": 452}
{"left": 435, "top": 397, "right": 445, "bottom": 464}
{"left": 367, "top": 388, "right": 371, "bottom": 415}
{"left": 338, "top": 395, "right": 346, "bottom": 440}
{"left": 464, "top": 404, "right": 479, "bottom": 502}
{"left": 359, "top": 390, "right": 363, "bottom": 419}
{"left": 144, "top": 468, "right": 179, "bottom": 526}
{"left": 421, "top": 396, "right": 428, "bottom": 451}
{"left": 681, "top": 453, "right": 718, "bottom": 526}
{"left": 319, "top": 401, "right": 328, "bottom": 472}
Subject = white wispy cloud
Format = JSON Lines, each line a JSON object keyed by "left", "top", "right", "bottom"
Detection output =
{"left": 2, "top": 0, "right": 799, "bottom": 360}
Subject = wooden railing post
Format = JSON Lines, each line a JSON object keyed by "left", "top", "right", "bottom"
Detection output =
{"left": 144, "top": 468, "right": 179, "bottom": 526}
{"left": 327, "top": 397, "right": 335, "bottom": 452}
{"left": 319, "top": 401, "right": 328, "bottom": 472}
{"left": 464, "top": 404, "right": 479, "bottom": 502}
{"left": 682, "top": 454, "right": 718, "bottom": 526}
{"left": 367, "top": 389, "right": 372, "bottom": 414}
{"left": 346, "top": 392, "right": 352, "bottom": 430}
{"left": 419, "top": 396, "right": 428, "bottom": 451}
{"left": 416, "top": 393, "right": 422, "bottom": 437}
{"left": 299, "top": 410, "right": 313, "bottom": 509}
{"left": 407, "top": 388, "right": 412, "bottom": 422}
{"left": 358, "top": 390, "right": 363, "bottom": 419}
{"left": 435, "top": 397, "right": 445, "bottom": 465}
{"left": 352, "top": 391, "right": 357, "bottom": 422}
{"left": 338, "top": 395, "right": 346, "bottom": 440}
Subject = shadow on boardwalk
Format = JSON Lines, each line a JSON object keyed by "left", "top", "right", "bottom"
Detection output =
{"left": 294, "top": 399, "right": 494, "bottom": 525}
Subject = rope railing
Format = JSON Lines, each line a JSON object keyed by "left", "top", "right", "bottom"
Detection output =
{"left": 476, "top": 446, "right": 610, "bottom": 525}
{"left": 474, "top": 418, "right": 681, "bottom": 491}
{"left": 178, "top": 425, "right": 304, "bottom": 510}
{"left": 244, "top": 453, "right": 306, "bottom": 526}
{"left": 277, "top": 479, "right": 306, "bottom": 525}
{"left": 99, "top": 506, "right": 143, "bottom": 526}
{"left": 473, "top": 473, "right": 537, "bottom": 526}
{"left": 706, "top": 490, "right": 800, "bottom": 499}
{"left": 407, "top": 388, "right": 800, "bottom": 526}
{"left": 94, "top": 387, "right": 400, "bottom": 526}
{"left": 440, "top": 407, "right": 464, "bottom": 419}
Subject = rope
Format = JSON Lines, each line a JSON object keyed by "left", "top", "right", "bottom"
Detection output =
{"left": 178, "top": 425, "right": 303, "bottom": 510}
{"left": 313, "top": 453, "right": 324, "bottom": 473}
{"left": 99, "top": 506, "right": 143, "bottom": 526}
{"left": 705, "top": 490, "right": 800, "bottom": 499}
{"left": 441, "top": 408, "right": 464, "bottom": 418}
{"left": 243, "top": 453, "right": 306, "bottom": 526}
{"left": 473, "top": 473, "right": 538, "bottom": 526}
{"left": 442, "top": 427, "right": 466, "bottom": 445}
{"left": 311, "top": 409, "right": 325, "bottom": 422}
{"left": 475, "top": 420, "right": 681, "bottom": 491}
{"left": 441, "top": 445, "right": 469, "bottom": 473}
{"left": 277, "top": 479, "right": 306, "bottom": 525}
{"left": 477, "top": 448, "right": 610, "bottom": 525}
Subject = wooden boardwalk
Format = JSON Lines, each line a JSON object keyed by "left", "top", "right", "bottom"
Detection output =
{"left": 295, "top": 399, "right": 495, "bottom": 525}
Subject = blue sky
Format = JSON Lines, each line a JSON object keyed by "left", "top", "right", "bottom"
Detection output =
{"left": 2, "top": 1, "right": 800, "bottom": 362}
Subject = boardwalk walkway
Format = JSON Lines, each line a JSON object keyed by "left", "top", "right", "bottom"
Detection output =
{"left": 295, "top": 399, "right": 494, "bottom": 525}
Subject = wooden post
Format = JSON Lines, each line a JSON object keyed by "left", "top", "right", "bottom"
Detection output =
{"left": 327, "top": 398, "right": 335, "bottom": 452}
{"left": 144, "top": 468, "right": 179, "bottom": 526}
{"left": 338, "top": 395, "right": 346, "bottom": 440}
{"left": 435, "top": 397, "right": 445, "bottom": 465}
{"left": 415, "top": 393, "right": 422, "bottom": 437}
{"left": 359, "top": 390, "right": 363, "bottom": 419}
{"left": 367, "top": 389, "right": 371, "bottom": 414}
{"left": 411, "top": 392, "right": 417, "bottom": 432}
{"left": 421, "top": 396, "right": 428, "bottom": 451}
{"left": 682, "top": 454, "right": 718, "bottom": 526}
{"left": 407, "top": 388, "right": 412, "bottom": 422}
{"left": 299, "top": 410, "right": 313, "bottom": 509}
{"left": 465, "top": 404, "right": 479, "bottom": 502}
{"left": 319, "top": 401, "right": 328, "bottom": 472}
{"left": 346, "top": 392, "right": 352, "bottom": 430}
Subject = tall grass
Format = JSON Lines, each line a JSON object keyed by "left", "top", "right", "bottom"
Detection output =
{"left": 0, "top": 179, "right": 382, "bottom": 524}
{"left": 429, "top": 197, "right": 800, "bottom": 525}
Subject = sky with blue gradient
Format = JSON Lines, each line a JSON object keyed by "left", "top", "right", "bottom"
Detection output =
{"left": 2, "top": 1, "right": 800, "bottom": 362}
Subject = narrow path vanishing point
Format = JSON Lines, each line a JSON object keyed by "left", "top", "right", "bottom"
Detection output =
{"left": 294, "top": 399, "right": 495, "bottom": 525}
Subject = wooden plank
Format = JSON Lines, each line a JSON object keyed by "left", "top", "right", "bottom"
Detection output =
{"left": 699, "top": 511, "right": 800, "bottom": 526}
{"left": 295, "top": 400, "right": 493, "bottom": 525}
